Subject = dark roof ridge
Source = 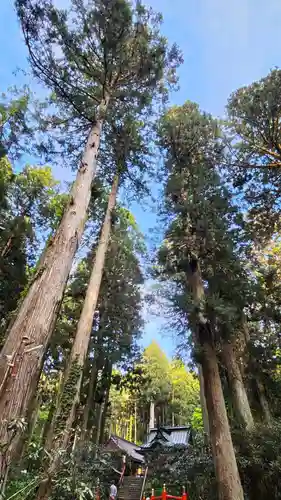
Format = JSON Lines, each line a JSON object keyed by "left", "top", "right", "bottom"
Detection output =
{"left": 110, "top": 434, "right": 139, "bottom": 447}
{"left": 149, "top": 425, "right": 190, "bottom": 431}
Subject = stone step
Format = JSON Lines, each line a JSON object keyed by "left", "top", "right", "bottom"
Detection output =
{"left": 119, "top": 497, "right": 140, "bottom": 500}
{"left": 121, "top": 484, "right": 142, "bottom": 488}
{"left": 119, "top": 483, "right": 142, "bottom": 487}
{"left": 121, "top": 486, "right": 142, "bottom": 489}
{"left": 118, "top": 495, "right": 142, "bottom": 499}
{"left": 120, "top": 484, "right": 143, "bottom": 489}
{"left": 122, "top": 481, "right": 142, "bottom": 484}
{"left": 119, "top": 490, "right": 142, "bottom": 494}
{"left": 122, "top": 479, "right": 143, "bottom": 484}
{"left": 120, "top": 484, "right": 143, "bottom": 487}
{"left": 120, "top": 483, "right": 142, "bottom": 486}
{"left": 118, "top": 476, "right": 144, "bottom": 500}
{"left": 119, "top": 488, "right": 142, "bottom": 494}
{"left": 121, "top": 483, "right": 142, "bottom": 487}
{"left": 118, "top": 489, "right": 142, "bottom": 495}
{"left": 118, "top": 496, "right": 141, "bottom": 499}
{"left": 119, "top": 495, "right": 141, "bottom": 498}
{"left": 119, "top": 498, "right": 140, "bottom": 500}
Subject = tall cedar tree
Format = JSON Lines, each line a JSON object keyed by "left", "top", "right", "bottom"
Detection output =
{"left": 157, "top": 102, "right": 254, "bottom": 432}
{"left": 249, "top": 239, "right": 281, "bottom": 418}
{"left": 80, "top": 209, "right": 144, "bottom": 441}
{"left": 157, "top": 102, "right": 244, "bottom": 500}
{"left": 36, "top": 208, "right": 144, "bottom": 498}
{"left": 226, "top": 69, "right": 281, "bottom": 418}
{"left": 36, "top": 117, "right": 148, "bottom": 480}
{"left": 60, "top": 115, "right": 151, "bottom": 441}
{"left": 0, "top": 0, "right": 181, "bottom": 478}
{"left": 227, "top": 68, "right": 281, "bottom": 244}
{"left": 140, "top": 341, "right": 171, "bottom": 429}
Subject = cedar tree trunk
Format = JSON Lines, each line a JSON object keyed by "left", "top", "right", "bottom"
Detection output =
{"left": 0, "top": 109, "right": 107, "bottom": 482}
{"left": 81, "top": 351, "right": 103, "bottom": 441}
{"left": 35, "top": 174, "right": 119, "bottom": 499}
{"left": 149, "top": 401, "right": 155, "bottom": 430}
{"left": 198, "top": 363, "right": 210, "bottom": 439}
{"left": 99, "top": 363, "right": 112, "bottom": 445}
{"left": 222, "top": 341, "right": 254, "bottom": 430}
{"left": 187, "top": 258, "right": 244, "bottom": 500}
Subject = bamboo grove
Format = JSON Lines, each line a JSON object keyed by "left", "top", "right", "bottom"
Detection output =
{"left": 1, "top": 1, "right": 281, "bottom": 499}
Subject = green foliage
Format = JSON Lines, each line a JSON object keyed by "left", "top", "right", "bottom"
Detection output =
{"left": 16, "top": 0, "right": 181, "bottom": 168}
{"left": 190, "top": 407, "right": 203, "bottom": 432}
{"left": 145, "top": 438, "right": 216, "bottom": 500}
{"left": 147, "top": 424, "right": 281, "bottom": 500}
{"left": 170, "top": 359, "right": 200, "bottom": 424}
{"left": 108, "top": 380, "right": 136, "bottom": 441}
{"left": 6, "top": 444, "right": 119, "bottom": 500}
{"left": 54, "top": 357, "right": 82, "bottom": 435}
{"left": 237, "top": 236, "right": 281, "bottom": 417}
{"left": 108, "top": 343, "right": 200, "bottom": 443}
{"left": 5, "top": 8, "right": 281, "bottom": 499}
{"left": 51, "top": 445, "right": 120, "bottom": 500}
{"left": 227, "top": 68, "right": 281, "bottom": 242}
{"left": 156, "top": 100, "right": 249, "bottom": 355}
{"left": 141, "top": 341, "right": 171, "bottom": 403}
{"left": 0, "top": 162, "right": 65, "bottom": 344}
{"left": 99, "top": 112, "right": 153, "bottom": 199}
{"left": 0, "top": 86, "right": 32, "bottom": 159}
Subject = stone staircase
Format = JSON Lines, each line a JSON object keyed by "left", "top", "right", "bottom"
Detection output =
{"left": 118, "top": 477, "right": 143, "bottom": 500}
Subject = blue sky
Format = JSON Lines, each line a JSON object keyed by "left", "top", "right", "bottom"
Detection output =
{"left": 1, "top": 0, "right": 281, "bottom": 357}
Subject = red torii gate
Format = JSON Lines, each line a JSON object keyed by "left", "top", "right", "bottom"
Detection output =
{"left": 149, "top": 484, "right": 188, "bottom": 500}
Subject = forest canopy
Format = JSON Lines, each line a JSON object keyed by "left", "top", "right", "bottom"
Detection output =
{"left": 0, "top": 2, "right": 281, "bottom": 500}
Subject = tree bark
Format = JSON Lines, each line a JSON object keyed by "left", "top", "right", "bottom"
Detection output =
{"left": 198, "top": 364, "right": 210, "bottom": 439}
{"left": 256, "top": 378, "right": 271, "bottom": 424}
{"left": 35, "top": 175, "right": 119, "bottom": 499}
{"left": 134, "top": 400, "right": 137, "bottom": 443}
{"left": 0, "top": 106, "right": 107, "bottom": 481}
{"left": 17, "top": 393, "right": 41, "bottom": 459}
{"left": 186, "top": 259, "right": 244, "bottom": 500}
{"left": 242, "top": 318, "right": 272, "bottom": 423}
{"left": 149, "top": 401, "right": 155, "bottom": 430}
{"left": 222, "top": 341, "right": 254, "bottom": 430}
{"left": 14, "top": 359, "right": 44, "bottom": 462}
{"left": 95, "top": 403, "right": 104, "bottom": 452}
{"left": 99, "top": 364, "right": 112, "bottom": 445}
{"left": 187, "top": 260, "right": 210, "bottom": 438}
{"left": 42, "top": 371, "right": 64, "bottom": 451}
{"left": 56, "top": 174, "right": 118, "bottom": 444}
{"left": 41, "top": 402, "right": 56, "bottom": 451}
{"left": 81, "top": 351, "right": 103, "bottom": 441}
{"left": 201, "top": 336, "right": 244, "bottom": 500}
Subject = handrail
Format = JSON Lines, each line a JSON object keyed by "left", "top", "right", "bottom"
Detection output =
{"left": 140, "top": 466, "right": 148, "bottom": 500}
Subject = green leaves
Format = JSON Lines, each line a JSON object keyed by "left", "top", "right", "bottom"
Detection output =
{"left": 108, "top": 342, "right": 200, "bottom": 443}
{"left": 156, "top": 100, "right": 252, "bottom": 353}
{"left": 169, "top": 359, "right": 200, "bottom": 422}
{"left": 227, "top": 69, "right": 281, "bottom": 242}
{"left": 0, "top": 86, "right": 33, "bottom": 160}
{"left": 99, "top": 110, "right": 153, "bottom": 198}
{"left": 141, "top": 341, "right": 172, "bottom": 402}
{"left": 0, "top": 163, "right": 64, "bottom": 344}
{"left": 16, "top": 0, "right": 181, "bottom": 124}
